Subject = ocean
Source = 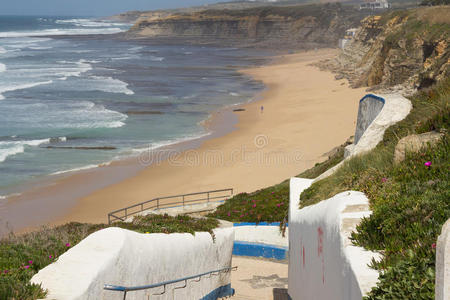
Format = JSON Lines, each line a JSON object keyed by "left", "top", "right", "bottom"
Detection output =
{"left": 0, "top": 16, "right": 269, "bottom": 199}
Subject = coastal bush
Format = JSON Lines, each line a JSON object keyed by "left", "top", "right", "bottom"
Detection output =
{"left": 0, "top": 214, "right": 218, "bottom": 299}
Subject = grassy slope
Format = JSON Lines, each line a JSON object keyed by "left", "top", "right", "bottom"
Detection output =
{"left": 0, "top": 214, "right": 218, "bottom": 300}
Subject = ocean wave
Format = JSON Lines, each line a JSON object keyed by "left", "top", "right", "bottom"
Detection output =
{"left": 0, "top": 80, "right": 53, "bottom": 100}
{"left": 28, "top": 46, "right": 53, "bottom": 50}
{"left": 55, "top": 19, "right": 127, "bottom": 28}
{"left": 0, "top": 28, "right": 125, "bottom": 38}
{"left": 128, "top": 46, "right": 143, "bottom": 52}
{"left": 150, "top": 55, "right": 165, "bottom": 62}
{"left": 89, "top": 76, "right": 134, "bottom": 95}
{"left": 0, "top": 63, "right": 5, "bottom": 72}
{"left": 50, "top": 164, "right": 104, "bottom": 176}
{"left": 0, "top": 138, "right": 50, "bottom": 163}
{"left": 0, "top": 47, "right": 6, "bottom": 54}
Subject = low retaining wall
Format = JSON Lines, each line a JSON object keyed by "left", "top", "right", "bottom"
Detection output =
{"left": 288, "top": 178, "right": 381, "bottom": 299}
{"left": 233, "top": 223, "right": 288, "bottom": 260}
{"left": 436, "top": 218, "right": 450, "bottom": 300}
{"left": 31, "top": 227, "right": 234, "bottom": 300}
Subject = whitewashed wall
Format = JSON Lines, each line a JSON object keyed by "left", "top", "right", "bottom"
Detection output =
{"left": 315, "top": 93, "right": 411, "bottom": 181}
{"left": 31, "top": 227, "right": 234, "bottom": 300}
{"left": 288, "top": 178, "right": 380, "bottom": 300}
{"left": 234, "top": 225, "right": 288, "bottom": 248}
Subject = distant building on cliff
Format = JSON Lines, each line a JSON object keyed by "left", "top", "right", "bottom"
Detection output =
{"left": 360, "top": 0, "right": 390, "bottom": 10}
{"left": 339, "top": 28, "right": 358, "bottom": 49}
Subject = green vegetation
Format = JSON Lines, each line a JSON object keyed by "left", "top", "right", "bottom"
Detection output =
{"left": 301, "top": 77, "right": 449, "bottom": 298}
{"left": 209, "top": 140, "right": 347, "bottom": 223}
{"left": 0, "top": 214, "right": 218, "bottom": 300}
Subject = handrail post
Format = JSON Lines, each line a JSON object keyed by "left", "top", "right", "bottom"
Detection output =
{"left": 125, "top": 208, "right": 127, "bottom": 220}
{"left": 108, "top": 214, "right": 111, "bottom": 225}
{"left": 182, "top": 195, "right": 185, "bottom": 207}
{"left": 141, "top": 203, "right": 144, "bottom": 212}
{"left": 157, "top": 198, "right": 160, "bottom": 210}
{"left": 207, "top": 192, "right": 210, "bottom": 203}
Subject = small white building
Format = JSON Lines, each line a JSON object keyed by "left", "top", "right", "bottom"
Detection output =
{"left": 339, "top": 28, "right": 358, "bottom": 49}
{"left": 360, "top": 0, "right": 390, "bottom": 9}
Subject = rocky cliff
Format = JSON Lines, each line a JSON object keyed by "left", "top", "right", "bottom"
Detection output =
{"left": 319, "top": 6, "right": 450, "bottom": 94}
{"left": 125, "top": 4, "right": 367, "bottom": 49}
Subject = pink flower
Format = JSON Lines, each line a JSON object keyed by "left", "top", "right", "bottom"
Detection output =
{"left": 28, "top": 260, "right": 33, "bottom": 265}
{"left": 276, "top": 203, "right": 281, "bottom": 207}
{"left": 432, "top": 243, "right": 436, "bottom": 249}
{"left": 227, "top": 212, "right": 231, "bottom": 217}
{"left": 3, "top": 270, "right": 8, "bottom": 274}
{"left": 65, "top": 243, "right": 71, "bottom": 247}
{"left": 252, "top": 204, "right": 256, "bottom": 208}
{"left": 424, "top": 161, "right": 432, "bottom": 167}
{"left": 240, "top": 214, "right": 244, "bottom": 218}
{"left": 49, "top": 255, "right": 53, "bottom": 259}
{"left": 381, "top": 177, "right": 387, "bottom": 183}
{"left": 271, "top": 192, "right": 275, "bottom": 194}
{"left": 24, "top": 265, "right": 30, "bottom": 269}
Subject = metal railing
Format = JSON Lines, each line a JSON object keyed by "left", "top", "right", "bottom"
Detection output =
{"left": 104, "top": 266, "right": 237, "bottom": 300}
{"left": 107, "top": 188, "right": 233, "bottom": 224}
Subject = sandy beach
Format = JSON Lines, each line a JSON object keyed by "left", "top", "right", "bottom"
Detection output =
{"left": 2, "top": 48, "right": 367, "bottom": 231}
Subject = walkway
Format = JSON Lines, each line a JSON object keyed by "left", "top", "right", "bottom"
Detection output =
{"left": 229, "top": 256, "right": 288, "bottom": 300}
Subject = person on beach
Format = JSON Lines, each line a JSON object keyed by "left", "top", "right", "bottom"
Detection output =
{"left": 260, "top": 105, "right": 264, "bottom": 113}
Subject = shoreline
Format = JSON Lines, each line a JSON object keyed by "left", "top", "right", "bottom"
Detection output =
{"left": 1, "top": 48, "right": 367, "bottom": 234}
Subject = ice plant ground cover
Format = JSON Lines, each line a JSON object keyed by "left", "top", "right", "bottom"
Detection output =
{"left": 0, "top": 214, "right": 219, "bottom": 299}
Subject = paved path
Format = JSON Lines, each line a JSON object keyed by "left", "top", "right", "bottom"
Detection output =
{"left": 229, "top": 256, "right": 288, "bottom": 300}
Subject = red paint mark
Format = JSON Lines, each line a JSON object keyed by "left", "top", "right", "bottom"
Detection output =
{"left": 317, "top": 227, "right": 325, "bottom": 284}
{"left": 302, "top": 246, "right": 305, "bottom": 268}
{"left": 317, "top": 227, "right": 323, "bottom": 256}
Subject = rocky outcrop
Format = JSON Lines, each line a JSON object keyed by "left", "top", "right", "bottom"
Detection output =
{"left": 317, "top": 6, "right": 450, "bottom": 94}
{"left": 125, "top": 4, "right": 367, "bottom": 49}
{"left": 394, "top": 131, "right": 444, "bottom": 163}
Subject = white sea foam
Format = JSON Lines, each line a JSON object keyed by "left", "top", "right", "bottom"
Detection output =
{"left": 0, "top": 47, "right": 6, "bottom": 54}
{"left": 89, "top": 76, "right": 134, "bottom": 95}
{"left": 28, "top": 46, "right": 53, "bottom": 50}
{"left": 128, "top": 46, "right": 143, "bottom": 52}
{"left": 0, "top": 139, "right": 50, "bottom": 162}
{"left": 229, "top": 92, "right": 240, "bottom": 97}
{"left": 55, "top": 19, "right": 127, "bottom": 28}
{"left": 0, "top": 80, "right": 53, "bottom": 100}
{"left": 0, "top": 63, "right": 6, "bottom": 72}
{"left": 50, "top": 164, "right": 102, "bottom": 176}
{"left": 0, "top": 28, "right": 125, "bottom": 38}
{"left": 150, "top": 55, "right": 165, "bottom": 62}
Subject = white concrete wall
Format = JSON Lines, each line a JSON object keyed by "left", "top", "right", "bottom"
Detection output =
{"left": 234, "top": 225, "right": 288, "bottom": 247}
{"left": 31, "top": 227, "right": 234, "bottom": 300}
{"left": 288, "top": 178, "right": 381, "bottom": 300}
{"left": 436, "top": 218, "right": 450, "bottom": 300}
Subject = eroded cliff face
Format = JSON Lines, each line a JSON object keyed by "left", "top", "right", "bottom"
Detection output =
{"left": 320, "top": 6, "right": 450, "bottom": 94}
{"left": 125, "top": 4, "right": 366, "bottom": 48}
